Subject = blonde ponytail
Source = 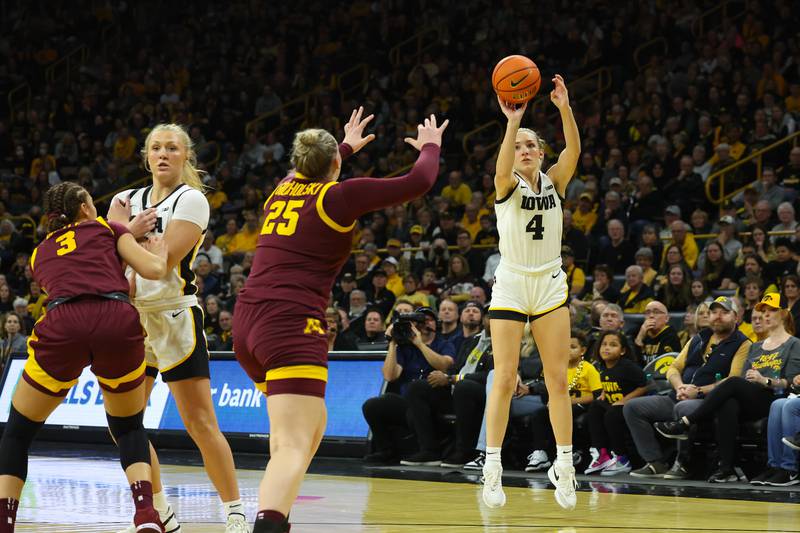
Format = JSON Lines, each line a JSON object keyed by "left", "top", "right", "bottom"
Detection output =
{"left": 290, "top": 128, "right": 338, "bottom": 180}
{"left": 142, "top": 123, "right": 207, "bottom": 191}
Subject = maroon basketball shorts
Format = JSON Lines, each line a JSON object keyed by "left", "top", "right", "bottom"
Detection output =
{"left": 23, "top": 298, "right": 146, "bottom": 397}
{"left": 233, "top": 299, "right": 328, "bottom": 398}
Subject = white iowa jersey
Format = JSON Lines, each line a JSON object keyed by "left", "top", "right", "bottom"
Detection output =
{"left": 495, "top": 170, "right": 563, "bottom": 274}
{"left": 113, "top": 184, "right": 209, "bottom": 308}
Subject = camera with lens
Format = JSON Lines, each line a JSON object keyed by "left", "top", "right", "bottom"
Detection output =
{"left": 388, "top": 312, "right": 428, "bottom": 345}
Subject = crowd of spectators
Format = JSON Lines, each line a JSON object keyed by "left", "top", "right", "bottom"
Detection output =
{"left": 1, "top": 0, "right": 800, "bottom": 485}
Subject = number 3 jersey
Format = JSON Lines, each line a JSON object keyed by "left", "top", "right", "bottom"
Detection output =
{"left": 494, "top": 170, "right": 563, "bottom": 273}
{"left": 30, "top": 218, "right": 131, "bottom": 299}
{"left": 113, "top": 184, "right": 209, "bottom": 308}
{"left": 238, "top": 172, "right": 355, "bottom": 311}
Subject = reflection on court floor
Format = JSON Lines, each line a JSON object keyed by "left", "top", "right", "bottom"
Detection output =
{"left": 15, "top": 456, "right": 800, "bottom": 532}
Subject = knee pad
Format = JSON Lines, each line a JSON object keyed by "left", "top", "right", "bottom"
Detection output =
{"left": 107, "top": 410, "right": 150, "bottom": 470}
{"left": 0, "top": 406, "right": 44, "bottom": 480}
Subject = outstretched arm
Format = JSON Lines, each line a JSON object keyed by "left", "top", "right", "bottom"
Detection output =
{"left": 546, "top": 75, "right": 580, "bottom": 197}
{"left": 495, "top": 96, "right": 527, "bottom": 199}
{"left": 322, "top": 115, "right": 448, "bottom": 225}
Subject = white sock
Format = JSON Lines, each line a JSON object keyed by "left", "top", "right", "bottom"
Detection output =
{"left": 223, "top": 499, "right": 245, "bottom": 519}
{"left": 556, "top": 445, "right": 573, "bottom": 467}
{"left": 153, "top": 491, "right": 169, "bottom": 513}
{"left": 485, "top": 446, "right": 502, "bottom": 467}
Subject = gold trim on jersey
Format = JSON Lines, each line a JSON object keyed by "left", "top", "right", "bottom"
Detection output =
{"left": 95, "top": 216, "right": 114, "bottom": 234}
{"left": 158, "top": 306, "right": 200, "bottom": 373}
{"left": 266, "top": 364, "right": 328, "bottom": 382}
{"left": 30, "top": 247, "right": 38, "bottom": 272}
{"left": 23, "top": 329, "right": 78, "bottom": 393}
{"left": 97, "top": 361, "right": 146, "bottom": 390}
{"left": 254, "top": 381, "right": 267, "bottom": 393}
{"left": 488, "top": 306, "right": 529, "bottom": 315}
{"left": 316, "top": 182, "right": 356, "bottom": 233}
{"left": 531, "top": 290, "right": 569, "bottom": 318}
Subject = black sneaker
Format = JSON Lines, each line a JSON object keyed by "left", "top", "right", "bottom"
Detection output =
{"left": 630, "top": 461, "right": 669, "bottom": 478}
{"left": 783, "top": 433, "right": 800, "bottom": 451}
{"left": 654, "top": 420, "right": 690, "bottom": 440}
{"left": 663, "top": 461, "right": 690, "bottom": 480}
{"left": 764, "top": 469, "right": 800, "bottom": 487}
{"left": 441, "top": 450, "right": 476, "bottom": 468}
{"left": 750, "top": 467, "right": 781, "bottom": 486}
{"left": 708, "top": 469, "right": 738, "bottom": 483}
{"left": 400, "top": 450, "right": 441, "bottom": 466}
{"left": 464, "top": 451, "right": 486, "bottom": 470}
{"left": 364, "top": 450, "right": 399, "bottom": 465}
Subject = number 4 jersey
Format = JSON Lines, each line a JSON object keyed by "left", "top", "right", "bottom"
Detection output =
{"left": 30, "top": 218, "right": 132, "bottom": 299}
{"left": 495, "top": 170, "right": 563, "bottom": 273}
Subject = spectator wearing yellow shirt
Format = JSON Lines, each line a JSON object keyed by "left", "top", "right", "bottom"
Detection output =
{"left": 561, "top": 245, "right": 585, "bottom": 297}
{"left": 400, "top": 274, "right": 432, "bottom": 308}
{"left": 228, "top": 210, "right": 261, "bottom": 255}
{"left": 617, "top": 265, "right": 655, "bottom": 314}
{"left": 206, "top": 177, "right": 228, "bottom": 210}
{"left": 216, "top": 218, "right": 239, "bottom": 255}
{"left": 113, "top": 127, "right": 138, "bottom": 164}
{"left": 460, "top": 200, "right": 489, "bottom": 240}
{"left": 29, "top": 143, "right": 57, "bottom": 178}
{"left": 573, "top": 192, "right": 598, "bottom": 235}
{"left": 26, "top": 281, "right": 47, "bottom": 321}
{"left": 662, "top": 220, "right": 699, "bottom": 270}
{"left": 441, "top": 170, "right": 472, "bottom": 208}
{"left": 381, "top": 256, "right": 404, "bottom": 297}
{"left": 786, "top": 83, "right": 800, "bottom": 114}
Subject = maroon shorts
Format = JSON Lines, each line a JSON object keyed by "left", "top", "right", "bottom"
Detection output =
{"left": 233, "top": 299, "right": 328, "bottom": 398}
{"left": 23, "top": 298, "right": 146, "bottom": 397}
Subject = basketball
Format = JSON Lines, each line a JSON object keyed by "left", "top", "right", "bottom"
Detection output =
{"left": 492, "top": 55, "right": 541, "bottom": 104}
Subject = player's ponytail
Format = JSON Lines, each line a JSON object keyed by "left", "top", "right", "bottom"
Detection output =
{"left": 44, "top": 182, "right": 88, "bottom": 232}
{"left": 290, "top": 128, "right": 338, "bottom": 180}
{"left": 142, "top": 123, "right": 207, "bottom": 192}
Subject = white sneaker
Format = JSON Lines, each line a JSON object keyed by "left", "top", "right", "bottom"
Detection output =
{"left": 481, "top": 461, "right": 506, "bottom": 508}
{"left": 225, "top": 513, "right": 251, "bottom": 532}
{"left": 118, "top": 505, "right": 181, "bottom": 533}
{"left": 600, "top": 454, "right": 631, "bottom": 476}
{"left": 525, "top": 449, "right": 551, "bottom": 472}
{"left": 548, "top": 463, "right": 578, "bottom": 510}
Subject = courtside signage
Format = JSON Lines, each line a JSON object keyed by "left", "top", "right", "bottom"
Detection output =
{"left": 0, "top": 357, "right": 385, "bottom": 439}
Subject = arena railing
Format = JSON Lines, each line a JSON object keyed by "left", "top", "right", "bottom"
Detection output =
{"left": 388, "top": 27, "right": 442, "bottom": 67}
{"left": 100, "top": 23, "right": 122, "bottom": 59}
{"left": 337, "top": 63, "right": 369, "bottom": 103}
{"left": 93, "top": 141, "right": 222, "bottom": 208}
{"left": 244, "top": 88, "right": 323, "bottom": 138}
{"left": 7, "top": 83, "right": 31, "bottom": 124}
{"left": 704, "top": 131, "right": 800, "bottom": 213}
{"left": 692, "top": 0, "right": 747, "bottom": 38}
{"left": 461, "top": 67, "right": 612, "bottom": 160}
{"left": 45, "top": 45, "right": 90, "bottom": 87}
{"left": 633, "top": 37, "right": 668, "bottom": 71}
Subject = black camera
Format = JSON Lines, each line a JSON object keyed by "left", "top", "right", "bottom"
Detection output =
{"left": 389, "top": 312, "right": 428, "bottom": 345}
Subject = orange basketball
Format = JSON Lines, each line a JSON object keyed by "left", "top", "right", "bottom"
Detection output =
{"left": 492, "top": 55, "right": 541, "bottom": 104}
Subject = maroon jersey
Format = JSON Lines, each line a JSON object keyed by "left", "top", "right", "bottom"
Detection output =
{"left": 31, "top": 217, "right": 131, "bottom": 299}
{"left": 239, "top": 143, "right": 440, "bottom": 311}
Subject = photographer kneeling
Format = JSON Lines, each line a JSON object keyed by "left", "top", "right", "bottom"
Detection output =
{"left": 362, "top": 307, "right": 456, "bottom": 464}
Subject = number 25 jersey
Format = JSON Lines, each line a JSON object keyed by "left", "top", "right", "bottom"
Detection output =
{"left": 495, "top": 170, "right": 563, "bottom": 274}
{"left": 238, "top": 173, "right": 355, "bottom": 311}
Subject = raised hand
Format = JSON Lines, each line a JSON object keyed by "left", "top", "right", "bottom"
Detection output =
{"left": 496, "top": 94, "right": 527, "bottom": 123}
{"left": 342, "top": 106, "right": 376, "bottom": 154}
{"left": 550, "top": 74, "right": 570, "bottom": 110}
{"left": 404, "top": 114, "right": 449, "bottom": 151}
